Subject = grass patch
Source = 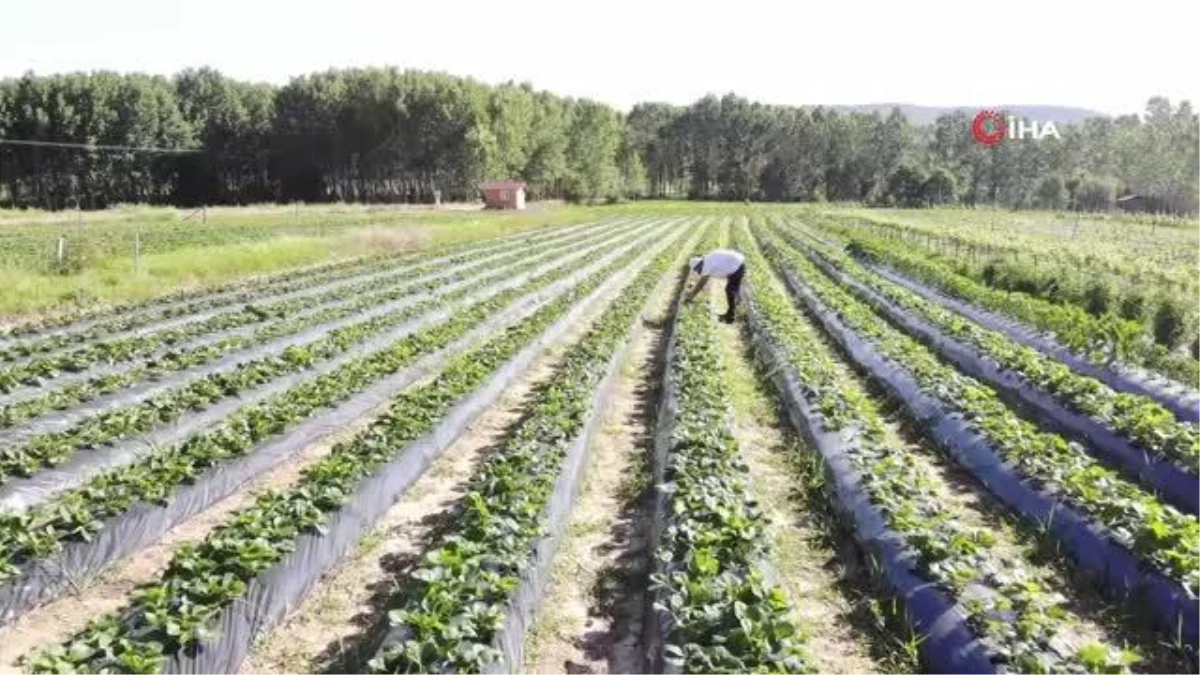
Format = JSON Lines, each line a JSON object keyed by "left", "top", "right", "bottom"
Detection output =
{"left": 0, "top": 204, "right": 596, "bottom": 321}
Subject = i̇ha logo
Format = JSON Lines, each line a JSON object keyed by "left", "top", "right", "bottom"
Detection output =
{"left": 971, "top": 109, "right": 1061, "bottom": 145}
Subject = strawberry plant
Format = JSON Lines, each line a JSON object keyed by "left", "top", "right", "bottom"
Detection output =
{"left": 815, "top": 218, "right": 1199, "bottom": 389}
{"left": 648, "top": 241, "right": 813, "bottom": 674}
{"left": 0, "top": 221, "right": 636, "bottom": 395}
{"left": 0, "top": 216, "right": 638, "bottom": 461}
{"left": 0, "top": 224, "right": 665, "bottom": 587}
{"left": 756, "top": 224, "right": 1199, "bottom": 598}
{"left": 0, "top": 252, "right": 397, "bottom": 342}
{"left": 737, "top": 220, "right": 1132, "bottom": 673}
{"left": 28, "top": 229, "right": 661, "bottom": 675}
{"left": 369, "top": 224, "right": 698, "bottom": 674}
{"left": 0, "top": 217, "right": 616, "bottom": 347}
{"left": 0, "top": 250, "right": 416, "bottom": 361}
{"left": 784, "top": 223, "right": 1199, "bottom": 471}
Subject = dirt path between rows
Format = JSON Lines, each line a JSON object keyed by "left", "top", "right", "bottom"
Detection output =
{"left": 0, "top": 410, "right": 383, "bottom": 671}
{"left": 242, "top": 267, "right": 644, "bottom": 674}
{"left": 711, "top": 295, "right": 900, "bottom": 675}
{"left": 521, "top": 271, "right": 680, "bottom": 675}
{"left": 740, "top": 222, "right": 1189, "bottom": 673}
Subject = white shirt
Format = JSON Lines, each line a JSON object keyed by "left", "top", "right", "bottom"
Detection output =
{"left": 696, "top": 249, "right": 745, "bottom": 278}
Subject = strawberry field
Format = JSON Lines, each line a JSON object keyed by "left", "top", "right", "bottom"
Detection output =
{"left": 0, "top": 211, "right": 1194, "bottom": 674}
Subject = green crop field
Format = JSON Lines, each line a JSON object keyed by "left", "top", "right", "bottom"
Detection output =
{"left": 0, "top": 203, "right": 622, "bottom": 317}
{"left": 0, "top": 205, "right": 1195, "bottom": 674}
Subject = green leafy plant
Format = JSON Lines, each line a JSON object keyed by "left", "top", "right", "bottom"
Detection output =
{"left": 821, "top": 216, "right": 1198, "bottom": 388}
{"left": 1117, "top": 291, "right": 1147, "bottom": 322}
{"left": 0, "top": 219, "right": 632, "bottom": 396}
{"left": 646, "top": 244, "right": 814, "bottom": 675}
{"left": 370, "top": 225, "right": 696, "bottom": 674}
{"left": 1152, "top": 297, "right": 1190, "bottom": 350}
{"left": 782, "top": 221, "right": 1198, "bottom": 471}
{"left": 0, "top": 224, "right": 662, "bottom": 586}
{"left": 0, "top": 222, "right": 642, "bottom": 479}
{"left": 30, "top": 226, "right": 663, "bottom": 675}
{"left": 758, "top": 222, "right": 1198, "bottom": 599}
{"left": 738, "top": 220, "right": 1133, "bottom": 673}
{"left": 1083, "top": 279, "right": 1114, "bottom": 317}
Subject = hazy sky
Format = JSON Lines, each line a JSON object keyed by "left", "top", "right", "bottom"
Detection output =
{"left": 3, "top": 0, "right": 1197, "bottom": 116}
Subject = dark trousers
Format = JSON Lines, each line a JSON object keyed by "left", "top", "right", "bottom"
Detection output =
{"left": 723, "top": 264, "right": 746, "bottom": 317}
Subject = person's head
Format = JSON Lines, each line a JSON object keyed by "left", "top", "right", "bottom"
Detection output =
{"left": 689, "top": 255, "right": 703, "bottom": 273}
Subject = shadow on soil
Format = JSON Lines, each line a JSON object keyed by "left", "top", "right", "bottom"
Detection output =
{"left": 546, "top": 312, "right": 674, "bottom": 674}
{"left": 316, "top": 297, "right": 680, "bottom": 674}
{"left": 734, "top": 318, "right": 921, "bottom": 674}
{"left": 313, "top": 399, "right": 547, "bottom": 673}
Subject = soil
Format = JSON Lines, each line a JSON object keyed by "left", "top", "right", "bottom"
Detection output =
{"left": 522, "top": 270, "right": 678, "bottom": 674}
{"left": 713, "top": 295, "right": 897, "bottom": 675}
{"left": 241, "top": 267, "right": 636, "bottom": 674}
{"left": 760, "top": 245, "right": 1190, "bottom": 673}
{"left": 0, "top": 406, "right": 386, "bottom": 671}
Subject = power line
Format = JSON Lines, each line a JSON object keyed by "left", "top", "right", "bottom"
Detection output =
{"left": 0, "top": 138, "right": 202, "bottom": 154}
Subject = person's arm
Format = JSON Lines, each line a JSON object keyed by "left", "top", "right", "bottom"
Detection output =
{"left": 685, "top": 274, "right": 709, "bottom": 303}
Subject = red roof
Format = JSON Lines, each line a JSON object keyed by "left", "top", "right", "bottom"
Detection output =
{"left": 478, "top": 180, "right": 526, "bottom": 190}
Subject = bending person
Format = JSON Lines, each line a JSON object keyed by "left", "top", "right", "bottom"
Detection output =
{"left": 685, "top": 248, "right": 746, "bottom": 323}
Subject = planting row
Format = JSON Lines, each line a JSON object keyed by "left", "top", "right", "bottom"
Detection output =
{"left": 0, "top": 218, "right": 632, "bottom": 393}
{"left": 735, "top": 221, "right": 1132, "bottom": 673}
{"left": 777, "top": 222, "right": 1199, "bottom": 513}
{"left": 0, "top": 221, "right": 677, "bottom": 627}
{"left": 0, "top": 219, "right": 644, "bottom": 430}
{"left": 644, "top": 237, "right": 813, "bottom": 674}
{"left": 816, "top": 212, "right": 1197, "bottom": 332}
{"left": 858, "top": 260, "right": 1200, "bottom": 426}
{"left": 368, "top": 222, "right": 702, "bottom": 674}
{"left": 0, "top": 252, "right": 412, "bottom": 363}
{"left": 0, "top": 220, "right": 653, "bottom": 489}
{"left": 814, "top": 218, "right": 1200, "bottom": 392}
{"left": 27, "top": 220, "right": 683, "bottom": 674}
{"left": 0, "top": 252, "right": 394, "bottom": 342}
{"left": 754, "top": 223, "right": 1198, "bottom": 646}
{"left": 0, "top": 216, "right": 609, "bottom": 346}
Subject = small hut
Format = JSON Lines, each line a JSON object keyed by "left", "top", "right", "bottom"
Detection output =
{"left": 479, "top": 180, "right": 526, "bottom": 210}
{"left": 1116, "top": 194, "right": 1146, "bottom": 213}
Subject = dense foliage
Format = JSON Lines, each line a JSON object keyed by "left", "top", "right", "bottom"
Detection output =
{"left": 27, "top": 224, "right": 650, "bottom": 674}
{"left": 736, "top": 221, "right": 1134, "bottom": 673}
{"left": 629, "top": 96, "right": 1199, "bottom": 213}
{"left": 0, "top": 68, "right": 643, "bottom": 208}
{"left": 1, "top": 68, "right": 1195, "bottom": 212}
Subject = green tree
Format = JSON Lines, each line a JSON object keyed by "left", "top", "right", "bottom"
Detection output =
{"left": 626, "top": 102, "right": 684, "bottom": 197}
{"left": 0, "top": 70, "right": 1196, "bottom": 213}
{"left": 885, "top": 164, "right": 928, "bottom": 207}
{"left": 617, "top": 129, "right": 648, "bottom": 197}
{"left": 522, "top": 92, "right": 569, "bottom": 199}
{"left": 1075, "top": 174, "right": 1118, "bottom": 211}
{"left": 564, "top": 100, "right": 622, "bottom": 202}
{"left": 1035, "top": 174, "right": 1067, "bottom": 209}
{"left": 922, "top": 167, "right": 958, "bottom": 205}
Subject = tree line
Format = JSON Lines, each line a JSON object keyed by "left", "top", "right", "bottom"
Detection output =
{"left": 629, "top": 94, "right": 1199, "bottom": 214}
{"left": 1, "top": 68, "right": 1196, "bottom": 213}
{"left": 0, "top": 68, "right": 642, "bottom": 208}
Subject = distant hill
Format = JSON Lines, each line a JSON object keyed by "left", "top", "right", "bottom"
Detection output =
{"left": 830, "top": 103, "right": 1107, "bottom": 126}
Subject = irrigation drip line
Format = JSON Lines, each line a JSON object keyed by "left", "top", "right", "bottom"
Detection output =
{"left": 0, "top": 138, "right": 202, "bottom": 154}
